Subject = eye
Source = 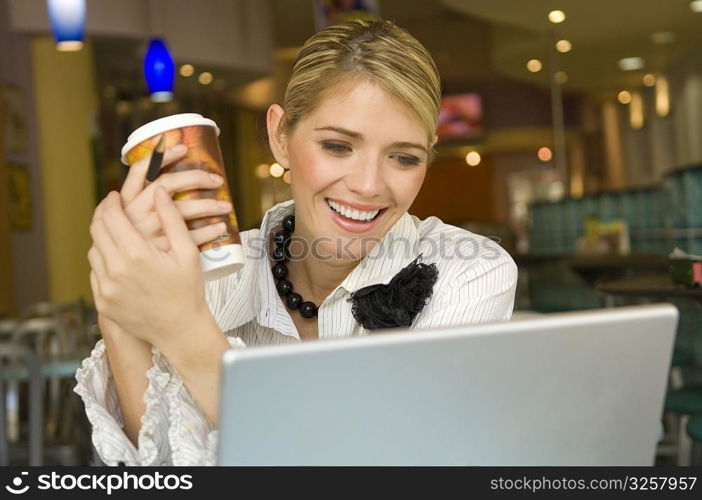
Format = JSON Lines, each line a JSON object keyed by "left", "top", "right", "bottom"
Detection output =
{"left": 392, "top": 154, "right": 421, "bottom": 167}
{"left": 321, "top": 141, "right": 352, "bottom": 155}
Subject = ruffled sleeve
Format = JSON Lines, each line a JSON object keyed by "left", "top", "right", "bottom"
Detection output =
{"left": 73, "top": 340, "right": 172, "bottom": 465}
{"left": 74, "top": 335, "right": 246, "bottom": 466}
{"left": 166, "top": 335, "right": 246, "bottom": 466}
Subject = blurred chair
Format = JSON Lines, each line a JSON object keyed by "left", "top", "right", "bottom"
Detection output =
{"left": 0, "top": 344, "right": 43, "bottom": 465}
{"left": 664, "top": 385, "right": 702, "bottom": 466}
{"left": 660, "top": 302, "right": 702, "bottom": 465}
{"left": 2, "top": 299, "right": 94, "bottom": 465}
{"left": 0, "top": 319, "right": 18, "bottom": 341}
{"left": 687, "top": 414, "right": 702, "bottom": 465}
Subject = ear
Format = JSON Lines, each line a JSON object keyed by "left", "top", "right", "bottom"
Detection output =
{"left": 266, "top": 104, "right": 289, "bottom": 166}
{"left": 427, "top": 134, "right": 439, "bottom": 165}
{"left": 430, "top": 134, "right": 438, "bottom": 149}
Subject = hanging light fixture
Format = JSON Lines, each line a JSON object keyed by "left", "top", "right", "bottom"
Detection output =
{"left": 46, "top": 0, "right": 86, "bottom": 52}
{"left": 144, "top": 38, "right": 175, "bottom": 102}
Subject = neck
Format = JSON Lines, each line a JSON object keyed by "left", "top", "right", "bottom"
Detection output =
{"left": 281, "top": 219, "right": 359, "bottom": 304}
{"left": 287, "top": 251, "right": 358, "bottom": 305}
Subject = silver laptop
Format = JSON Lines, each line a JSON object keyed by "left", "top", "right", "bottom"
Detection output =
{"left": 217, "top": 303, "right": 677, "bottom": 465}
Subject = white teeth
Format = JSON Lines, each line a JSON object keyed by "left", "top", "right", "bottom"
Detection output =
{"left": 326, "top": 199, "right": 380, "bottom": 221}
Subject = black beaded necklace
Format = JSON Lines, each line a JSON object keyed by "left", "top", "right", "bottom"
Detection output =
{"left": 271, "top": 214, "right": 318, "bottom": 319}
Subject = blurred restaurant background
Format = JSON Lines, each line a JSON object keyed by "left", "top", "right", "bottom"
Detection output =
{"left": 1, "top": 0, "right": 702, "bottom": 465}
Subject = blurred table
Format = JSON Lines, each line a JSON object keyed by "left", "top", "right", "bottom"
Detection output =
{"left": 514, "top": 253, "right": 670, "bottom": 312}
{"left": 567, "top": 254, "right": 668, "bottom": 285}
{"left": 0, "top": 350, "right": 86, "bottom": 466}
{"left": 1, "top": 355, "right": 83, "bottom": 381}
{"left": 597, "top": 275, "right": 702, "bottom": 301}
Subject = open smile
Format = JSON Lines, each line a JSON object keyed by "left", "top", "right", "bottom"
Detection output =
{"left": 324, "top": 198, "right": 388, "bottom": 233}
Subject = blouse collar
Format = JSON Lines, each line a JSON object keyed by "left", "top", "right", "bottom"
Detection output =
{"left": 219, "top": 199, "right": 420, "bottom": 336}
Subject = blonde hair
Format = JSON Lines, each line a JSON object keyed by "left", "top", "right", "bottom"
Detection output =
{"left": 282, "top": 19, "right": 441, "bottom": 143}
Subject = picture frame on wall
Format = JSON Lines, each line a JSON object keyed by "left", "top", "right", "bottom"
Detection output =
{"left": 8, "top": 163, "right": 32, "bottom": 230}
{"left": 314, "top": 0, "right": 380, "bottom": 30}
{"left": 1, "top": 83, "right": 29, "bottom": 156}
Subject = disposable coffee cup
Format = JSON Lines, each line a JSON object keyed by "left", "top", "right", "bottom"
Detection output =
{"left": 121, "top": 113, "right": 244, "bottom": 281}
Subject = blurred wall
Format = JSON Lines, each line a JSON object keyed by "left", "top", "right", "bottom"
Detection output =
{"left": 0, "top": 82, "right": 12, "bottom": 315}
{"left": 31, "top": 36, "right": 97, "bottom": 304}
{"left": 411, "top": 156, "right": 495, "bottom": 224}
{"left": 0, "top": 0, "right": 48, "bottom": 314}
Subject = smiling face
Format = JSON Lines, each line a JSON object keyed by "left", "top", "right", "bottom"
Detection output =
{"left": 268, "top": 78, "right": 436, "bottom": 262}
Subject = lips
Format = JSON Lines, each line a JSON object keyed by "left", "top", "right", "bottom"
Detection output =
{"left": 326, "top": 199, "right": 383, "bottom": 222}
{"left": 325, "top": 197, "right": 387, "bottom": 212}
{"left": 325, "top": 198, "right": 388, "bottom": 233}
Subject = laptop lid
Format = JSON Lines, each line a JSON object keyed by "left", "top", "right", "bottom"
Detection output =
{"left": 217, "top": 303, "right": 677, "bottom": 465}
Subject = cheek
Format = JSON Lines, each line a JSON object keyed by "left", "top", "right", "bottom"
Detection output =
{"left": 393, "top": 168, "right": 427, "bottom": 208}
{"left": 288, "top": 146, "right": 337, "bottom": 191}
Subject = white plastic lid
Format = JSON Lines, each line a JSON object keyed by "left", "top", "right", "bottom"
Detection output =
{"left": 200, "top": 243, "right": 244, "bottom": 281}
{"left": 120, "top": 113, "right": 220, "bottom": 164}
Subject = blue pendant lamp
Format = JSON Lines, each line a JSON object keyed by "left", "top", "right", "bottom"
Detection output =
{"left": 46, "top": 0, "right": 86, "bottom": 52}
{"left": 144, "top": 38, "right": 175, "bottom": 102}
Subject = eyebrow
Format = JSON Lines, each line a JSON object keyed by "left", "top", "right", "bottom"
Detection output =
{"left": 314, "top": 126, "right": 428, "bottom": 154}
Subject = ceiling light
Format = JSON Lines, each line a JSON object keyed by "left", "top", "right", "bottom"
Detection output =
{"left": 548, "top": 10, "right": 566, "bottom": 23}
{"left": 283, "top": 171, "right": 292, "bottom": 184}
{"left": 179, "top": 64, "right": 194, "bottom": 77}
{"left": 144, "top": 38, "right": 175, "bottom": 102}
{"left": 690, "top": 0, "right": 702, "bottom": 13}
{"left": 527, "top": 59, "right": 543, "bottom": 72}
{"left": 618, "top": 91, "right": 632, "bottom": 104}
{"left": 555, "top": 39, "right": 572, "bottom": 53}
{"left": 255, "top": 163, "right": 270, "bottom": 179}
{"left": 630, "top": 91, "right": 644, "bottom": 129}
{"left": 642, "top": 74, "right": 656, "bottom": 87}
{"left": 618, "top": 57, "right": 645, "bottom": 71}
{"left": 554, "top": 71, "right": 568, "bottom": 84}
{"left": 47, "top": 0, "right": 86, "bottom": 51}
{"left": 465, "top": 151, "right": 481, "bottom": 167}
{"left": 269, "top": 163, "right": 285, "bottom": 178}
{"left": 651, "top": 32, "right": 675, "bottom": 44}
{"left": 198, "top": 72, "right": 213, "bottom": 85}
{"left": 656, "top": 76, "right": 670, "bottom": 117}
{"left": 538, "top": 147, "right": 552, "bottom": 162}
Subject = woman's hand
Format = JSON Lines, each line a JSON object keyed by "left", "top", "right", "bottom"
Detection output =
{"left": 120, "top": 144, "right": 231, "bottom": 252}
{"left": 88, "top": 188, "right": 214, "bottom": 350}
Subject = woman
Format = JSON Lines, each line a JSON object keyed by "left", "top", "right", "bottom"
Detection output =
{"left": 75, "top": 19, "right": 517, "bottom": 466}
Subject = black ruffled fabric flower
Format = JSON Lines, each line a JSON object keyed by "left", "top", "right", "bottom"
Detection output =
{"left": 348, "top": 256, "right": 438, "bottom": 330}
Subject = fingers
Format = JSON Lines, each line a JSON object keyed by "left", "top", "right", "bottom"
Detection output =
{"left": 132, "top": 199, "right": 230, "bottom": 240}
{"left": 124, "top": 169, "right": 224, "bottom": 224}
{"left": 151, "top": 169, "right": 224, "bottom": 196}
{"left": 89, "top": 270, "right": 103, "bottom": 311}
{"left": 154, "top": 186, "right": 198, "bottom": 261}
{"left": 121, "top": 144, "right": 188, "bottom": 204}
{"left": 145, "top": 220, "right": 225, "bottom": 250}
{"left": 100, "top": 192, "right": 150, "bottom": 259}
{"left": 190, "top": 222, "right": 227, "bottom": 247}
{"left": 176, "top": 198, "right": 232, "bottom": 220}
{"left": 90, "top": 200, "right": 120, "bottom": 274}
{"left": 87, "top": 244, "right": 108, "bottom": 282}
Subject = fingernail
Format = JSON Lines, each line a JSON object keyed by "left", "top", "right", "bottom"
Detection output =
{"left": 172, "top": 144, "right": 187, "bottom": 153}
{"left": 217, "top": 200, "right": 232, "bottom": 209}
{"left": 210, "top": 173, "right": 224, "bottom": 185}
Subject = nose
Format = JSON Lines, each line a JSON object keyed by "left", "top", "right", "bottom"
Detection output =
{"left": 344, "top": 155, "right": 383, "bottom": 199}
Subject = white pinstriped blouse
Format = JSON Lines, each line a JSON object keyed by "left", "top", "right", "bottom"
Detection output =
{"left": 74, "top": 199, "right": 518, "bottom": 466}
